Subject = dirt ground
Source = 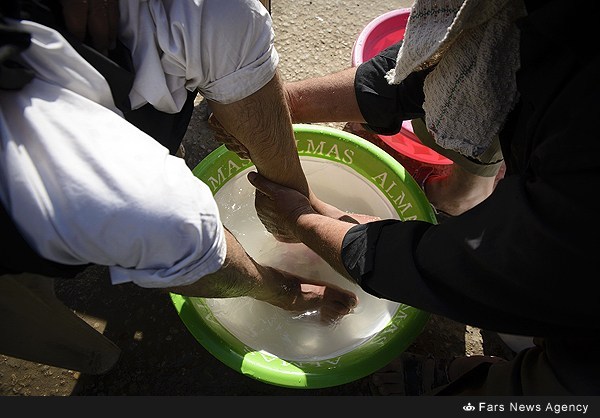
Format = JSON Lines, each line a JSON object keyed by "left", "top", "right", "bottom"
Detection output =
{"left": 0, "top": 0, "right": 515, "bottom": 396}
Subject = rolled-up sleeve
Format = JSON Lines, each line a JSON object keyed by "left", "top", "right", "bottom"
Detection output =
{"left": 119, "top": 0, "right": 278, "bottom": 111}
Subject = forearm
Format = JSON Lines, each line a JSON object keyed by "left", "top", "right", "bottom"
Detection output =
{"left": 165, "top": 228, "right": 283, "bottom": 301}
{"left": 165, "top": 226, "right": 358, "bottom": 321}
{"left": 294, "top": 212, "right": 356, "bottom": 282}
{"left": 284, "top": 66, "right": 364, "bottom": 124}
{"left": 208, "top": 72, "right": 309, "bottom": 197}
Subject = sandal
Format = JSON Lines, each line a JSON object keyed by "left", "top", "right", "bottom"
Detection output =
{"left": 368, "top": 352, "right": 454, "bottom": 396}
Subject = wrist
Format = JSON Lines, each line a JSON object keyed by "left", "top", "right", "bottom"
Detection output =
{"left": 295, "top": 211, "right": 326, "bottom": 240}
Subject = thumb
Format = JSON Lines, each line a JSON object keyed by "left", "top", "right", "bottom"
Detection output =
{"left": 247, "top": 171, "right": 273, "bottom": 196}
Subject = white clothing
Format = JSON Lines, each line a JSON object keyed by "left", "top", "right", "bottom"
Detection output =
{"left": 119, "top": 0, "right": 279, "bottom": 112}
{"left": 0, "top": 18, "right": 232, "bottom": 287}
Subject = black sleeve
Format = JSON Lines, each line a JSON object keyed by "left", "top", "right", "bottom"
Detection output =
{"left": 354, "top": 41, "right": 430, "bottom": 135}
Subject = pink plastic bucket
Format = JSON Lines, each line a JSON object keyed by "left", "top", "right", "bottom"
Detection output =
{"left": 351, "top": 8, "right": 410, "bottom": 67}
{"left": 350, "top": 9, "right": 452, "bottom": 168}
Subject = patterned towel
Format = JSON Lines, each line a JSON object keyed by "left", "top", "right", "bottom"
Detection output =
{"left": 385, "top": 0, "right": 526, "bottom": 158}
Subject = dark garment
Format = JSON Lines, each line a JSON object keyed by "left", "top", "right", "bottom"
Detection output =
{"left": 354, "top": 40, "right": 429, "bottom": 135}
{"left": 354, "top": 40, "right": 504, "bottom": 175}
{"left": 342, "top": 0, "right": 600, "bottom": 394}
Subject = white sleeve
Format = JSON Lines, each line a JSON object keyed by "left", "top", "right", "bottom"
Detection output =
{"left": 119, "top": 0, "right": 279, "bottom": 111}
{"left": 0, "top": 22, "right": 226, "bottom": 289}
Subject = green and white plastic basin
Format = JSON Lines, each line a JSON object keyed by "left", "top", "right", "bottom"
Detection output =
{"left": 170, "top": 124, "right": 436, "bottom": 389}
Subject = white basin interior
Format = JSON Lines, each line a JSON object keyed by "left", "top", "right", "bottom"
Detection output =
{"left": 204, "top": 157, "right": 402, "bottom": 361}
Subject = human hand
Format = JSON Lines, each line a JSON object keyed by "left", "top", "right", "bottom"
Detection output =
{"left": 249, "top": 172, "right": 379, "bottom": 241}
{"left": 248, "top": 171, "right": 315, "bottom": 243}
{"left": 208, "top": 113, "right": 250, "bottom": 159}
{"left": 60, "top": 0, "right": 119, "bottom": 55}
{"left": 259, "top": 265, "right": 358, "bottom": 325}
